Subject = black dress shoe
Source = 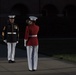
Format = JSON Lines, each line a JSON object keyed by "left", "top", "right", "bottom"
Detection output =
{"left": 32, "top": 69, "right": 36, "bottom": 71}
{"left": 11, "top": 61, "right": 15, "bottom": 63}
{"left": 29, "top": 69, "right": 36, "bottom": 72}
{"left": 29, "top": 70, "right": 33, "bottom": 72}
{"left": 8, "top": 60, "right": 12, "bottom": 63}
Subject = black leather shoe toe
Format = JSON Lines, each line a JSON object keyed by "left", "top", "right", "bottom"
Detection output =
{"left": 11, "top": 61, "right": 15, "bottom": 63}
{"left": 32, "top": 69, "right": 36, "bottom": 71}
{"left": 8, "top": 60, "right": 12, "bottom": 63}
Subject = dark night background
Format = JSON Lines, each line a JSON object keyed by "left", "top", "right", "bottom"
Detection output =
{"left": 0, "top": 0, "right": 76, "bottom": 56}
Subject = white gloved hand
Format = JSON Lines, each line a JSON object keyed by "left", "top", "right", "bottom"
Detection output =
{"left": 16, "top": 41, "right": 18, "bottom": 44}
{"left": 24, "top": 39, "right": 27, "bottom": 47}
{"left": 3, "top": 40, "right": 7, "bottom": 43}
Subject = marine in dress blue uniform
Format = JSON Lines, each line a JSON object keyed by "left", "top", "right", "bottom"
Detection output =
{"left": 2, "top": 15, "right": 19, "bottom": 63}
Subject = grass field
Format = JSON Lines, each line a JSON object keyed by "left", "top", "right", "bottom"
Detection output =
{"left": 53, "top": 54, "right": 76, "bottom": 63}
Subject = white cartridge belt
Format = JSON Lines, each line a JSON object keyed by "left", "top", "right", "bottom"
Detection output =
{"left": 7, "top": 32, "right": 16, "bottom": 34}
{"left": 29, "top": 35, "right": 37, "bottom": 37}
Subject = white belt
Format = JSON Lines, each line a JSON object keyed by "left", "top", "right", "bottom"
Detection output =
{"left": 29, "top": 35, "right": 37, "bottom": 37}
{"left": 7, "top": 32, "right": 16, "bottom": 34}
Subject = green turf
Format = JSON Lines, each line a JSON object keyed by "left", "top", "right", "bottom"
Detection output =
{"left": 53, "top": 54, "right": 76, "bottom": 62}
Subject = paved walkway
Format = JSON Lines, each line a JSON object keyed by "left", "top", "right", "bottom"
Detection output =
{"left": 0, "top": 57, "right": 76, "bottom": 75}
{"left": 0, "top": 44, "right": 76, "bottom": 75}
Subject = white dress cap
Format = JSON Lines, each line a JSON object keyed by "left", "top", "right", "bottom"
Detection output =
{"left": 29, "top": 16, "right": 38, "bottom": 21}
{"left": 8, "top": 15, "right": 15, "bottom": 18}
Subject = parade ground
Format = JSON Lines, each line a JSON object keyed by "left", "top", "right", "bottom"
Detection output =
{"left": 0, "top": 44, "right": 76, "bottom": 75}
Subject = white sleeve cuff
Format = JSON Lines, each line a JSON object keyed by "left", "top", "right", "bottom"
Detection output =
{"left": 24, "top": 39, "right": 27, "bottom": 47}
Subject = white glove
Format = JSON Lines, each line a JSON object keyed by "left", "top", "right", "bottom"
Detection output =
{"left": 16, "top": 41, "right": 18, "bottom": 44}
{"left": 3, "top": 40, "right": 7, "bottom": 43}
{"left": 24, "top": 39, "right": 27, "bottom": 47}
